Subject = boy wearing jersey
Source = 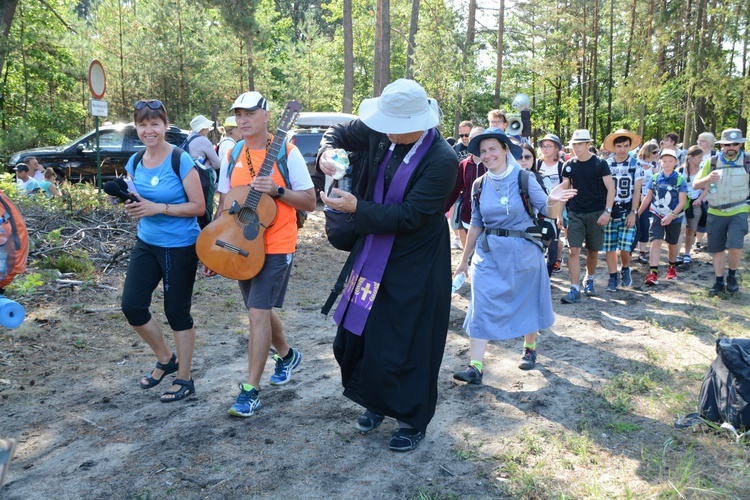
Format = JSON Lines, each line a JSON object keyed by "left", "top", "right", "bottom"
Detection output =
{"left": 601, "top": 130, "right": 643, "bottom": 291}
{"left": 637, "top": 149, "right": 687, "bottom": 285}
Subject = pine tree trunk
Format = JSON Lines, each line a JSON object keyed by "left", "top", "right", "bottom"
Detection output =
{"left": 494, "top": 0, "right": 505, "bottom": 108}
{"left": 405, "top": 0, "right": 420, "bottom": 80}
{"left": 373, "top": 0, "right": 390, "bottom": 96}
{"left": 0, "top": 0, "right": 19, "bottom": 79}
{"left": 342, "top": 0, "right": 354, "bottom": 113}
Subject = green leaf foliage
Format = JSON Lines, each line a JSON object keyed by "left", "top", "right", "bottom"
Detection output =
{"left": 0, "top": 0, "right": 748, "bottom": 161}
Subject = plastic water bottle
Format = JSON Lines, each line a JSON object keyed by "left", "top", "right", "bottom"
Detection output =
{"left": 451, "top": 273, "right": 467, "bottom": 293}
{"left": 0, "top": 246, "right": 8, "bottom": 278}
{"left": 708, "top": 182, "right": 718, "bottom": 194}
{"left": 331, "top": 149, "right": 351, "bottom": 193}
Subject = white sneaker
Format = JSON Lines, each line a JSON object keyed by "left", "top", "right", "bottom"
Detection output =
{"left": 451, "top": 238, "right": 462, "bottom": 249}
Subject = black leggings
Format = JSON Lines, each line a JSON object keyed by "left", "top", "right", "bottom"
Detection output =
{"left": 121, "top": 238, "right": 199, "bottom": 331}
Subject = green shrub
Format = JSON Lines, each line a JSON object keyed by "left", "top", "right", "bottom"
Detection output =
{"left": 38, "top": 251, "right": 95, "bottom": 278}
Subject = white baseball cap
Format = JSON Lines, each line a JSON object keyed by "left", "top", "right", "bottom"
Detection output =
{"left": 659, "top": 149, "right": 678, "bottom": 159}
{"left": 230, "top": 91, "right": 269, "bottom": 111}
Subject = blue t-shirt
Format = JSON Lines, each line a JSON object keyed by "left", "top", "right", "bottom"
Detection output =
{"left": 125, "top": 146, "right": 200, "bottom": 247}
{"left": 38, "top": 180, "right": 54, "bottom": 198}
{"left": 647, "top": 170, "right": 687, "bottom": 222}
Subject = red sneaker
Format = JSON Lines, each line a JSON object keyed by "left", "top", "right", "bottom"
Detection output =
{"left": 645, "top": 272, "right": 659, "bottom": 286}
{"left": 666, "top": 267, "right": 677, "bottom": 280}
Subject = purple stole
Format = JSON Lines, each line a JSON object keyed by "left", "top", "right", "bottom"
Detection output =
{"left": 333, "top": 128, "right": 436, "bottom": 336}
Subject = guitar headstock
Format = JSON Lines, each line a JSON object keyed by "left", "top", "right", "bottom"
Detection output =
{"left": 278, "top": 100, "right": 302, "bottom": 132}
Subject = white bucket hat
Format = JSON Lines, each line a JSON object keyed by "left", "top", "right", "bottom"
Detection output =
{"left": 223, "top": 116, "right": 237, "bottom": 128}
{"left": 358, "top": 79, "right": 441, "bottom": 134}
{"left": 189, "top": 115, "right": 214, "bottom": 133}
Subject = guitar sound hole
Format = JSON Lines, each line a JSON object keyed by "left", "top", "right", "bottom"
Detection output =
{"left": 236, "top": 208, "right": 258, "bottom": 226}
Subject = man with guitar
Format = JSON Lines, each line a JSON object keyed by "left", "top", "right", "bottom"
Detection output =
{"left": 203, "top": 91, "right": 316, "bottom": 418}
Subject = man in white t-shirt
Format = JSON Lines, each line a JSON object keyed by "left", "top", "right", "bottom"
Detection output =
{"left": 27, "top": 157, "right": 44, "bottom": 182}
{"left": 208, "top": 91, "right": 315, "bottom": 420}
{"left": 14, "top": 163, "right": 41, "bottom": 196}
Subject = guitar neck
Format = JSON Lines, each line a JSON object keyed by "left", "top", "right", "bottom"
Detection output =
{"left": 238, "top": 100, "right": 301, "bottom": 212}
{"left": 243, "top": 127, "right": 290, "bottom": 210}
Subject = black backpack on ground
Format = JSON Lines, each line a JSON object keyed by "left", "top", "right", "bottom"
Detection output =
{"left": 698, "top": 338, "right": 750, "bottom": 431}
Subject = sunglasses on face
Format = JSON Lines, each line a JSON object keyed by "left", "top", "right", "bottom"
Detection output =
{"left": 134, "top": 99, "right": 164, "bottom": 110}
{"left": 459, "top": 134, "right": 470, "bottom": 138}
{"left": 521, "top": 154, "right": 533, "bottom": 160}
{"left": 723, "top": 143, "right": 741, "bottom": 147}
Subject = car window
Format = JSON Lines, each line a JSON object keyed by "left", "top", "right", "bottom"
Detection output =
{"left": 89, "top": 130, "right": 125, "bottom": 151}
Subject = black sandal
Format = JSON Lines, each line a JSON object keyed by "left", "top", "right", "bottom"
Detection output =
{"left": 354, "top": 410, "right": 384, "bottom": 433}
{"left": 140, "top": 353, "right": 178, "bottom": 389}
{"left": 388, "top": 428, "right": 424, "bottom": 452}
{"left": 160, "top": 379, "right": 195, "bottom": 403}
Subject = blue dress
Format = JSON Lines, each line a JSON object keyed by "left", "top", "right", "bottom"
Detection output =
{"left": 464, "top": 165, "right": 555, "bottom": 340}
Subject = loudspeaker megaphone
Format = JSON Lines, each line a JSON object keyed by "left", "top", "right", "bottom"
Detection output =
{"left": 507, "top": 114, "right": 523, "bottom": 135}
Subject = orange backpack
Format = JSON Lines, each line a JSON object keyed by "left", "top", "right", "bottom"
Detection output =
{"left": 0, "top": 189, "right": 28, "bottom": 289}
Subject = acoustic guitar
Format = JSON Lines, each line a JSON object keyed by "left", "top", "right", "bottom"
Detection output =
{"left": 196, "top": 100, "right": 301, "bottom": 280}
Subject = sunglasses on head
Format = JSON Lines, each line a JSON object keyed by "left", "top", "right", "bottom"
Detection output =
{"left": 134, "top": 99, "right": 164, "bottom": 110}
{"left": 459, "top": 133, "right": 470, "bottom": 138}
{"left": 521, "top": 154, "right": 533, "bottom": 160}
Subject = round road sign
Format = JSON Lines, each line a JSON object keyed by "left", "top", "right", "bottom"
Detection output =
{"left": 88, "top": 60, "right": 106, "bottom": 99}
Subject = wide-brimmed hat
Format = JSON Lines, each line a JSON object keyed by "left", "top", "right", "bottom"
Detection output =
{"left": 716, "top": 128, "right": 747, "bottom": 145}
{"left": 569, "top": 129, "right": 592, "bottom": 144}
{"left": 189, "top": 115, "right": 214, "bottom": 133}
{"left": 230, "top": 91, "right": 269, "bottom": 112}
{"left": 223, "top": 116, "right": 237, "bottom": 128}
{"left": 659, "top": 149, "right": 678, "bottom": 159}
{"left": 602, "top": 129, "right": 642, "bottom": 152}
{"left": 539, "top": 133, "right": 563, "bottom": 151}
{"left": 358, "top": 79, "right": 440, "bottom": 134}
{"left": 467, "top": 127, "right": 523, "bottom": 160}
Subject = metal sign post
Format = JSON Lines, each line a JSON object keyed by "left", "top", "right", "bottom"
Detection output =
{"left": 88, "top": 60, "right": 107, "bottom": 191}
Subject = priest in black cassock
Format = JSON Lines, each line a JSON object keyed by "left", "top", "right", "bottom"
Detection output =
{"left": 318, "top": 79, "right": 457, "bottom": 452}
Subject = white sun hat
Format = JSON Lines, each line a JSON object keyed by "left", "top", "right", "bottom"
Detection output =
{"left": 358, "top": 79, "right": 441, "bottom": 134}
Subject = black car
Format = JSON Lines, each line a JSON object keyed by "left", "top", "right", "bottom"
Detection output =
{"left": 287, "top": 112, "right": 358, "bottom": 195}
{"left": 7, "top": 123, "right": 188, "bottom": 181}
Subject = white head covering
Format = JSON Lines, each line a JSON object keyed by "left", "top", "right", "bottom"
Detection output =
{"left": 358, "top": 79, "right": 441, "bottom": 134}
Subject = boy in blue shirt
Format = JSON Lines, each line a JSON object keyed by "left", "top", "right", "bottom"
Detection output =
{"left": 637, "top": 149, "right": 688, "bottom": 285}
